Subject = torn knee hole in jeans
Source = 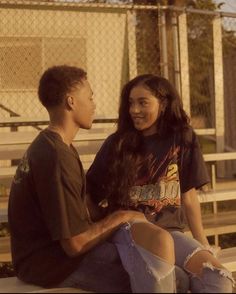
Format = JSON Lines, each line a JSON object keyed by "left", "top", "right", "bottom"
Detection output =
{"left": 183, "top": 244, "right": 219, "bottom": 268}
{"left": 183, "top": 246, "right": 210, "bottom": 270}
{"left": 124, "top": 222, "right": 175, "bottom": 281}
{"left": 183, "top": 243, "right": 223, "bottom": 269}
{"left": 183, "top": 247, "right": 236, "bottom": 287}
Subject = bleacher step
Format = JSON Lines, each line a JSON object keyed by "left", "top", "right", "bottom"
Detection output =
{"left": 218, "top": 247, "right": 236, "bottom": 272}
{"left": 0, "top": 276, "right": 92, "bottom": 293}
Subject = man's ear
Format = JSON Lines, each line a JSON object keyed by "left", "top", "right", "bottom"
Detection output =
{"left": 66, "top": 96, "right": 74, "bottom": 109}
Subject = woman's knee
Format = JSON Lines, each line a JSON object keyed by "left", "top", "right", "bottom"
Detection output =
{"left": 130, "top": 222, "right": 175, "bottom": 264}
{"left": 184, "top": 249, "right": 223, "bottom": 275}
{"left": 184, "top": 249, "right": 235, "bottom": 293}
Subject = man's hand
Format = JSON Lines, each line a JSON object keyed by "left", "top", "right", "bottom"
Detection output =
{"left": 113, "top": 210, "right": 147, "bottom": 224}
{"left": 61, "top": 208, "right": 146, "bottom": 257}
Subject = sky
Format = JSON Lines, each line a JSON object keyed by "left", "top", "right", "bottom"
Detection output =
{"left": 214, "top": 0, "right": 236, "bottom": 13}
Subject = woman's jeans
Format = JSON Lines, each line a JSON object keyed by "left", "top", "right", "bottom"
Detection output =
{"left": 59, "top": 224, "right": 234, "bottom": 293}
{"left": 112, "top": 222, "right": 176, "bottom": 293}
{"left": 170, "top": 230, "right": 234, "bottom": 293}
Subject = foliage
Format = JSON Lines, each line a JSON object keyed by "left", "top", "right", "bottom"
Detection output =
{"left": 0, "top": 223, "right": 10, "bottom": 237}
{"left": 223, "top": 29, "right": 236, "bottom": 57}
{"left": 0, "top": 263, "right": 15, "bottom": 278}
{"left": 0, "top": 223, "right": 13, "bottom": 278}
{"left": 186, "top": 1, "right": 216, "bottom": 120}
{"left": 186, "top": 0, "right": 236, "bottom": 124}
{"left": 219, "top": 233, "right": 236, "bottom": 249}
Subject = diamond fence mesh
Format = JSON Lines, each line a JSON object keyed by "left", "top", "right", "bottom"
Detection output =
{"left": 0, "top": 1, "right": 162, "bottom": 121}
{"left": 0, "top": 1, "right": 236, "bottom": 169}
{"left": 187, "top": 11, "right": 215, "bottom": 129}
{"left": 0, "top": 2, "right": 126, "bottom": 119}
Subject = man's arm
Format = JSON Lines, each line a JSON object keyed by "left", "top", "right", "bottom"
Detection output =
{"left": 86, "top": 193, "right": 107, "bottom": 222}
{"left": 61, "top": 210, "right": 146, "bottom": 257}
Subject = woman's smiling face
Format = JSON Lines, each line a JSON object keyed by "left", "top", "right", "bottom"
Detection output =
{"left": 129, "top": 85, "right": 162, "bottom": 136}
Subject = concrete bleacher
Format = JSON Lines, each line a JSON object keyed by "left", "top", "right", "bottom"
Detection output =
{"left": 1, "top": 118, "right": 236, "bottom": 292}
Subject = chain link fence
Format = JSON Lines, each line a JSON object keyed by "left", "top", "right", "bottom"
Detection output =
{"left": 0, "top": 1, "right": 162, "bottom": 120}
{"left": 222, "top": 15, "right": 236, "bottom": 177}
{"left": 0, "top": 1, "right": 236, "bottom": 167}
{"left": 0, "top": 1, "right": 128, "bottom": 119}
{"left": 187, "top": 11, "right": 215, "bottom": 129}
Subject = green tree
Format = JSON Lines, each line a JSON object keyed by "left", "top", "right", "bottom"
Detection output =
{"left": 186, "top": 1, "right": 236, "bottom": 128}
{"left": 187, "top": 1, "right": 217, "bottom": 122}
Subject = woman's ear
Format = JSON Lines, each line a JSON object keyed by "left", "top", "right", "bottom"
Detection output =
{"left": 161, "top": 100, "right": 167, "bottom": 113}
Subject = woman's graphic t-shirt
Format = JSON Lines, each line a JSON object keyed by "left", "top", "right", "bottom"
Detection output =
{"left": 125, "top": 138, "right": 181, "bottom": 213}
{"left": 86, "top": 127, "right": 210, "bottom": 231}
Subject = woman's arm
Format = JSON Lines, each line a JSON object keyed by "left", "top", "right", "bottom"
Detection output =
{"left": 182, "top": 188, "right": 209, "bottom": 246}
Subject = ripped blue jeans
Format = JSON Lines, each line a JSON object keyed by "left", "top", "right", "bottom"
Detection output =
{"left": 170, "top": 230, "right": 235, "bottom": 293}
{"left": 112, "top": 224, "right": 234, "bottom": 293}
{"left": 59, "top": 222, "right": 177, "bottom": 293}
{"left": 59, "top": 224, "right": 234, "bottom": 293}
{"left": 112, "top": 222, "right": 176, "bottom": 293}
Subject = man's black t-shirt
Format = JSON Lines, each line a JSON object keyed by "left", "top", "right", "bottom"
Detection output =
{"left": 86, "top": 127, "right": 209, "bottom": 231}
{"left": 8, "top": 129, "right": 91, "bottom": 287}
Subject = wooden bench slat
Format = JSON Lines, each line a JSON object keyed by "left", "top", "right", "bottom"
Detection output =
{"left": 218, "top": 247, "right": 236, "bottom": 272}
{"left": 0, "top": 141, "right": 103, "bottom": 161}
{"left": 0, "top": 277, "right": 43, "bottom": 293}
{"left": 184, "top": 211, "right": 236, "bottom": 237}
{"left": 0, "top": 252, "right": 11, "bottom": 263}
{"left": 0, "top": 236, "right": 10, "bottom": 253}
{"left": 0, "top": 276, "right": 91, "bottom": 293}
{"left": 0, "top": 128, "right": 115, "bottom": 146}
{"left": 203, "top": 152, "right": 236, "bottom": 162}
{"left": 0, "top": 167, "right": 16, "bottom": 178}
{"left": 202, "top": 210, "right": 236, "bottom": 224}
{"left": 198, "top": 189, "right": 236, "bottom": 203}
{"left": 0, "top": 116, "right": 116, "bottom": 128}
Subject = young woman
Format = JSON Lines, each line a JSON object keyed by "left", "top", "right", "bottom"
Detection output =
{"left": 86, "top": 74, "right": 234, "bottom": 293}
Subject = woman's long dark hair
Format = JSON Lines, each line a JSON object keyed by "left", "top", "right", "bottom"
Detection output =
{"left": 106, "top": 74, "right": 190, "bottom": 211}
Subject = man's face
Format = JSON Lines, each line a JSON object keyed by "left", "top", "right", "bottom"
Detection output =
{"left": 69, "top": 79, "right": 96, "bottom": 129}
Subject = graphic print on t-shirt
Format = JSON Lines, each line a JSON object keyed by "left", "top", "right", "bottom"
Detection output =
{"left": 128, "top": 145, "right": 181, "bottom": 214}
{"left": 13, "top": 152, "right": 30, "bottom": 184}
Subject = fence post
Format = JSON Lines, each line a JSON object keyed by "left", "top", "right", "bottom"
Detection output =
{"left": 213, "top": 15, "right": 225, "bottom": 177}
{"left": 127, "top": 9, "right": 138, "bottom": 80}
{"left": 158, "top": 8, "right": 169, "bottom": 79}
{"left": 172, "top": 11, "right": 181, "bottom": 94}
{"left": 178, "top": 12, "right": 191, "bottom": 117}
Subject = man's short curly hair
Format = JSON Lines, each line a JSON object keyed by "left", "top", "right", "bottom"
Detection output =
{"left": 38, "top": 65, "right": 87, "bottom": 109}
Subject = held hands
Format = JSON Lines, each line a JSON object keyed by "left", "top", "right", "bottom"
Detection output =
{"left": 114, "top": 209, "right": 147, "bottom": 224}
{"left": 128, "top": 210, "right": 148, "bottom": 223}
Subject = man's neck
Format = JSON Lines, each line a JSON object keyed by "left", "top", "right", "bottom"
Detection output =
{"left": 48, "top": 122, "right": 79, "bottom": 146}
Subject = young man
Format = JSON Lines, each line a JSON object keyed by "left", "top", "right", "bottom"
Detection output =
{"left": 8, "top": 65, "right": 184, "bottom": 293}
{"left": 8, "top": 65, "right": 146, "bottom": 292}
